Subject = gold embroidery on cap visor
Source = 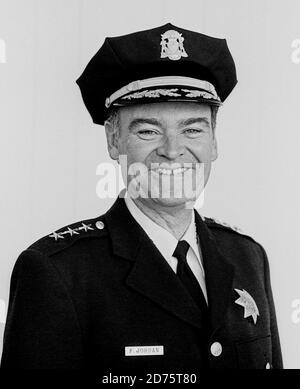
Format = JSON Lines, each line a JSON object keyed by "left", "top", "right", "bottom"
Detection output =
{"left": 117, "top": 88, "right": 221, "bottom": 105}
{"left": 105, "top": 76, "right": 221, "bottom": 108}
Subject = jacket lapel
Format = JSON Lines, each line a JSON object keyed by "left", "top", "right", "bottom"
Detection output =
{"left": 194, "top": 211, "right": 235, "bottom": 333}
{"left": 104, "top": 195, "right": 207, "bottom": 331}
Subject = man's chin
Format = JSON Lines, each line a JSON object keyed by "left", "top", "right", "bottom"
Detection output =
{"left": 145, "top": 195, "right": 197, "bottom": 209}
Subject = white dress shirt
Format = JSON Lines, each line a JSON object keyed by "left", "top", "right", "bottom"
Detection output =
{"left": 124, "top": 195, "right": 208, "bottom": 303}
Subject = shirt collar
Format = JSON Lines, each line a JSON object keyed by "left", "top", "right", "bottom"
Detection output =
{"left": 124, "top": 194, "right": 200, "bottom": 262}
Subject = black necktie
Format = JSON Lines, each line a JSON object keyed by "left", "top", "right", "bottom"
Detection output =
{"left": 173, "top": 240, "right": 208, "bottom": 313}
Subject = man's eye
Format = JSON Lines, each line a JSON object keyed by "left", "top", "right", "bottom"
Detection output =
{"left": 184, "top": 128, "right": 204, "bottom": 135}
{"left": 137, "top": 130, "right": 159, "bottom": 138}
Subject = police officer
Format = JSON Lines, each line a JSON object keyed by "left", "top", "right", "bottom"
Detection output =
{"left": 1, "top": 23, "right": 282, "bottom": 371}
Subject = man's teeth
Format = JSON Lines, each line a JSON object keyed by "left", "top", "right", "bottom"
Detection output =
{"left": 154, "top": 167, "right": 189, "bottom": 175}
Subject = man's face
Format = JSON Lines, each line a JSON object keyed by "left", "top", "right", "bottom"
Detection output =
{"left": 106, "top": 102, "right": 218, "bottom": 209}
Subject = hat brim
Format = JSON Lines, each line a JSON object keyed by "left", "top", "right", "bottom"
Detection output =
{"left": 109, "top": 86, "right": 222, "bottom": 111}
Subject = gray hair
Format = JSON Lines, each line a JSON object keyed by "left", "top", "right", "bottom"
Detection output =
{"left": 104, "top": 108, "right": 121, "bottom": 135}
{"left": 210, "top": 105, "right": 219, "bottom": 133}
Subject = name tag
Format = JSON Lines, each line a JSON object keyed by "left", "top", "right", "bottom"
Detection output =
{"left": 125, "top": 345, "right": 164, "bottom": 356}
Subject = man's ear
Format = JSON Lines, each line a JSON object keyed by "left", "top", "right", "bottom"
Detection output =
{"left": 211, "top": 133, "right": 218, "bottom": 162}
{"left": 104, "top": 121, "right": 119, "bottom": 161}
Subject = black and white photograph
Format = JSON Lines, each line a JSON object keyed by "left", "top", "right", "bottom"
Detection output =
{"left": 0, "top": 0, "right": 300, "bottom": 379}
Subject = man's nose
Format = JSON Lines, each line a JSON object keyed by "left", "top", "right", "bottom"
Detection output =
{"left": 156, "top": 135, "right": 184, "bottom": 160}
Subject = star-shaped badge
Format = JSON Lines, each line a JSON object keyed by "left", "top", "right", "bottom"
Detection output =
{"left": 49, "top": 231, "right": 64, "bottom": 241}
{"left": 234, "top": 288, "right": 260, "bottom": 324}
{"left": 66, "top": 227, "right": 79, "bottom": 236}
{"left": 80, "top": 223, "right": 94, "bottom": 232}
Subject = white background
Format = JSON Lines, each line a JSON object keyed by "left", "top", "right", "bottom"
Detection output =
{"left": 0, "top": 0, "right": 300, "bottom": 368}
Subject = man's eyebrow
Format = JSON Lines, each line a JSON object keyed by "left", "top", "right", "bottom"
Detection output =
{"left": 178, "top": 117, "right": 211, "bottom": 127}
{"left": 128, "top": 116, "right": 211, "bottom": 131}
{"left": 128, "top": 118, "right": 161, "bottom": 131}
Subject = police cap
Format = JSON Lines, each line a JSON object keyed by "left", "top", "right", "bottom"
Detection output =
{"left": 76, "top": 23, "right": 237, "bottom": 125}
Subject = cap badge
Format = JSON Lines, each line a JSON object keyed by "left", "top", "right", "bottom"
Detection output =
{"left": 160, "top": 30, "right": 188, "bottom": 61}
{"left": 234, "top": 288, "right": 260, "bottom": 324}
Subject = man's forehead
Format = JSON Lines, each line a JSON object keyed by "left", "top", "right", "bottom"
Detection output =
{"left": 119, "top": 102, "right": 212, "bottom": 122}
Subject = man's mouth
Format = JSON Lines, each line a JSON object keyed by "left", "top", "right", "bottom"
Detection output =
{"left": 149, "top": 162, "right": 197, "bottom": 176}
{"left": 151, "top": 167, "right": 190, "bottom": 175}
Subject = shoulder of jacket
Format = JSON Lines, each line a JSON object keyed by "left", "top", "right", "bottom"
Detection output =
{"left": 202, "top": 215, "right": 259, "bottom": 245}
{"left": 27, "top": 216, "right": 108, "bottom": 257}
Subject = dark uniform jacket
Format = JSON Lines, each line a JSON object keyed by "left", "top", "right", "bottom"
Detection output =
{"left": 0, "top": 195, "right": 283, "bottom": 370}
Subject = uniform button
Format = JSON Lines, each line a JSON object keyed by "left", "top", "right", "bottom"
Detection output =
{"left": 95, "top": 221, "right": 105, "bottom": 230}
{"left": 265, "top": 362, "right": 271, "bottom": 369}
{"left": 210, "top": 342, "right": 222, "bottom": 357}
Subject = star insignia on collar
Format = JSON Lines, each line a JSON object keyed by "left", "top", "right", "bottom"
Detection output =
{"left": 80, "top": 223, "right": 94, "bottom": 232}
{"left": 49, "top": 231, "right": 64, "bottom": 241}
{"left": 66, "top": 227, "right": 79, "bottom": 236}
{"left": 234, "top": 288, "right": 260, "bottom": 324}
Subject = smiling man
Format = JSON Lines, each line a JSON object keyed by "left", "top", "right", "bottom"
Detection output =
{"left": 1, "top": 23, "right": 282, "bottom": 372}
{"left": 106, "top": 102, "right": 216, "bottom": 231}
